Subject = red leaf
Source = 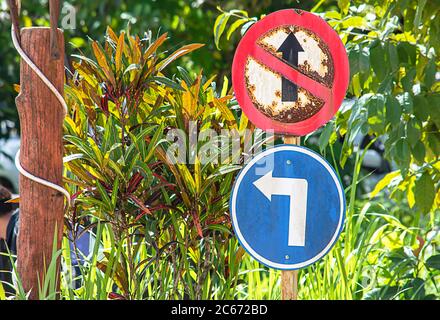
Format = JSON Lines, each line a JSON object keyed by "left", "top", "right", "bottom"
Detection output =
{"left": 206, "top": 216, "right": 227, "bottom": 225}
{"left": 128, "top": 194, "right": 152, "bottom": 216}
{"left": 127, "top": 172, "right": 143, "bottom": 193}
{"left": 100, "top": 94, "right": 109, "bottom": 115}
{"left": 413, "top": 235, "right": 425, "bottom": 257}
{"left": 108, "top": 292, "right": 126, "bottom": 300}
{"left": 224, "top": 256, "right": 230, "bottom": 279}
{"left": 191, "top": 210, "right": 203, "bottom": 238}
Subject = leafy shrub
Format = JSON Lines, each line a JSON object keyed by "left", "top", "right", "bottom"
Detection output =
{"left": 62, "top": 27, "right": 264, "bottom": 299}
{"left": 2, "top": 1, "right": 439, "bottom": 300}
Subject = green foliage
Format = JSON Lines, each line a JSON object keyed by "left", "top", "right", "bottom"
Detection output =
{"left": 213, "top": 0, "right": 440, "bottom": 300}
{"left": 216, "top": 2, "right": 440, "bottom": 214}
{"left": 213, "top": 8, "right": 257, "bottom": 50}
{"left": 1, "top": 0, "right": 439, "bottom": 301}
{"left": 59, "top": 27, "right": 267, "bottom": 299}
{"left": 300, "top": 150, "right": 439, "bottom": 300}
{"left": 325, "top": 1, "right": 440, "bottom": 216}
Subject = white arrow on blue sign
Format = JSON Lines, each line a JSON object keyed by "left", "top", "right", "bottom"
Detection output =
{"left": 230, "top": 145, "right": 345, "bottom": 270}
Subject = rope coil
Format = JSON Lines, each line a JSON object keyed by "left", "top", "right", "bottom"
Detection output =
{"left": 11, "top": 24, "right": 71, "bottom": 206}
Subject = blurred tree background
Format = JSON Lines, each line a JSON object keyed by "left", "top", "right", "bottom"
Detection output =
{"left": 0, "top": 0, "right": 439, "bottom": 300}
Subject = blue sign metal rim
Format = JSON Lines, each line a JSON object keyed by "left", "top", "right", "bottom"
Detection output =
{"left": 229, "top": 144, "right": 346, "bottom": 270}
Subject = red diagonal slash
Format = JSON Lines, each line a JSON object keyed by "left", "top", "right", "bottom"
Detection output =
{"left": 250, "top": 44, "right": 332, "bottom": 102}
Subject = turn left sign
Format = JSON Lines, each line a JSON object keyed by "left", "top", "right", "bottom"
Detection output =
{"left": 230, "top": 145, "right": 346, "bottom": 270}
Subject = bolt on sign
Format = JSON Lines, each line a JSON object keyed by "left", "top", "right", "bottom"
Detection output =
{"left": 232, "top": 9, "right": 349, "bottom": 136}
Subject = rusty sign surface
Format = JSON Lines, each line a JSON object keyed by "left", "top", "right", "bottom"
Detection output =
{"left": 232, "top": 9, "right": 349, "bottom": 135}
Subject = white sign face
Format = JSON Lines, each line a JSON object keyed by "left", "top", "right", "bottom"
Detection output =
{"left": 258, "top": 26, "right": 334, "bottom": 85}
{"left": 253, "top": 171, "right": 308, "bottom": 246}
{"left": 244, "top": 25, "right": 335, "bottom": 124}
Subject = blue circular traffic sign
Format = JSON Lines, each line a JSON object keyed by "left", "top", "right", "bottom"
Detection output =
{"left": 230, "top": 145, "right": 345, "bottom": 270}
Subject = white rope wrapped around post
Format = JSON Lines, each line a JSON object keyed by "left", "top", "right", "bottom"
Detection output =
{"left": 11, "top": 25, "right": 71, "bottom": 206}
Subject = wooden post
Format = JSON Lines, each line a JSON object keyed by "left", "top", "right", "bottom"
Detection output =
{"left": 281, "top": 135, "right": 300, "bottom": 300}
{"left": 16, "top": 27, "right": 65, "bottom": 299}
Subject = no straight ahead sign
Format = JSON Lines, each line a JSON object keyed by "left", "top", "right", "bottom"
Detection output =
{"left": 232, "top": 9, "right": 349, "bottom": 136}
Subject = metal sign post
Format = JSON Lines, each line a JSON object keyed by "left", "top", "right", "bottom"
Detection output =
{"left": 281, "top": 135, "right": 300, "bottom": 300}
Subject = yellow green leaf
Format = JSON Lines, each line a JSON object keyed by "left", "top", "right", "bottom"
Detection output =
{"left": 435, "top": 189, "right": 440, "bottom": 209}
{"left": 157, "top": 43, "right": 205, "bottom": 71}
{"left": 407, "top": 176, "right": 416, "bottom": 208}
{"left": 106, "top": 26, "right": 118, "bottom": 42}
{"left": 202, "top": 75, "right": 217, "bottom": 92}
{"left": 73, "top": 61, "right": 99, "bottom": 87}
{"left": 221, "top": 76, "right": 229, "bottom": 97}
{"left": 5, "top": 196, "right": 19, "bottom": 203}
{"left": 194, "top": 156, "right": 201, "bottom": 195}
{"left": 370, "top": 170, "right": 400, "bottom": 198}
{"left": 92, "top": 41, "right": 116, "bottom": 86}
{"left": 341, "top": 16, "right": 366, "bottom": 28}
{"left": 381, "top": 231, "right": 404, "bottom": 250}
{"left": 115, "top": 32, "right": 125, "bottom": 73}
{"left": 143, "top": 33, "right": 168, "bottom": 59}
{"left": 213, "top": 98, "right": 236, "bottom": 129}
{"left": 64, "top": 117, "right": 79, "bottom": 135}
{"left": 178, "top": 163, "right": 196, "bottom": 196}
{"left": 87, "top": 137, "right": 104, "bottom": 166}
{"left": 0, "top": 282, "right": 5, "bottom": 300}
{"left": 226, "top": 18, "right": 247, "bottom": 40}
{"left": 414, "top": 172, "right": 435, "bottom": 213}
{"left": 238, "top": 112, "right": 249, "bottom": 133}
{"left": 92, "top": 41, "right": 109, "bottom": 71}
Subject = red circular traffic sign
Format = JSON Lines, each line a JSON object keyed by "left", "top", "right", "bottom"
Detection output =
{"left": 232, "top": 9, "right": 349, "bottom": 136}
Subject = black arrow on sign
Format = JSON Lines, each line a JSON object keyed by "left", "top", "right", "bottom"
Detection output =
{"left": 277, "top": 32, "right": 304, "bottom": 102}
